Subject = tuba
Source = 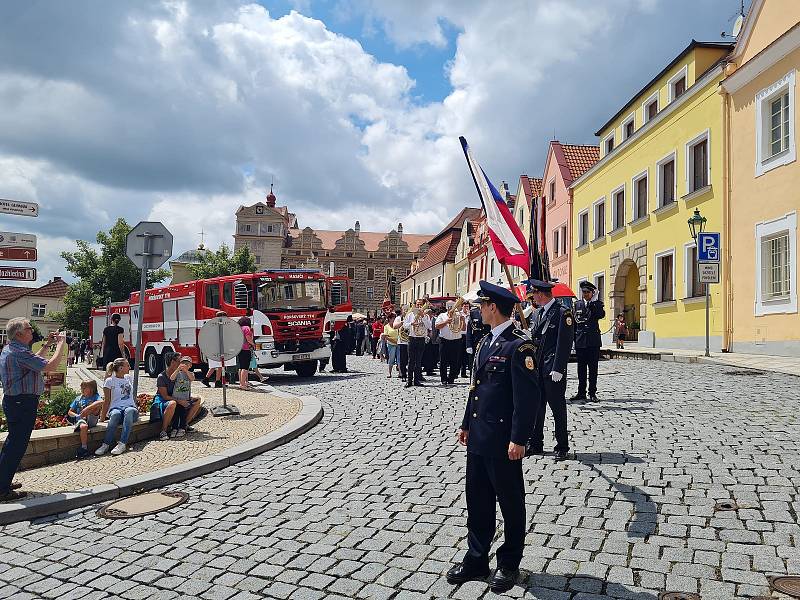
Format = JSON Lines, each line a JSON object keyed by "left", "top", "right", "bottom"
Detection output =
{"left": 410, "top": 299, "right": 430, "bottom": 337}
{"left": 448, "top": 297, "right": 466, "bottom": 334}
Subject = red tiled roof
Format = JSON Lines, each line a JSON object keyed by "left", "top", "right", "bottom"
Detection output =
{"left": 410, "top": 232, "right": 460, "bottom": 274}
{"left": 519, "top": 176, "right": 543, "bottom": 209}
{"left": 560, "top": 145, "right": 600, "bottom": 182}
{"left": 289, "top": 229, "right": 431, "bottom": 253}
{"left": 430, "top": 207, "right": 482, "bottom": 244}
{"left": 0, "top": 278, "right": 68, "bottom": 306}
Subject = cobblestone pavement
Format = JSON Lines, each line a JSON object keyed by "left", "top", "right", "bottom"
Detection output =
{"left": 1, "top": 357, "right": 799, "bottom": 599}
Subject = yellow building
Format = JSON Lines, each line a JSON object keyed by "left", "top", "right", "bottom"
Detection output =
{"left": 571, "top": 40, "right": 733, "bottom": 349}
{"left": 720, "top": 0, "right": 800, "bottom": 355}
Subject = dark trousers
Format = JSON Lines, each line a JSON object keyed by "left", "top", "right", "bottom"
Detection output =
{"left": 355, "top": 336, "right": 365, "bottom": 356}
{"left": 331, "top": 340, "right": 347, "bottom": 372}
{"left": 423, "top": 342, "right": 437, "bottom": 374}
{"left": 531, "top": 378, "right": 569, "bottom": 452}
{"left": 398, "top": 344, "right": 408, "bottom": 379}
{"left": 459, "top": 337, "right": 468, "bottom": 377}
{"left": 439, "top": 338, "right": 462, "bottom": 384}
{"left": 575, "top": 346, "right": 600, "bottom": 396}
{"left": 407, "top": 337, "right": 425, "bottom": 385}
{"left": 465, "top": 452, "right": 525, "bottom": 571}
{"left": 0, "top": 394, "right": 38, "bottom": 494}
{"left": 371, "top": 337, "right": 380, "bottom": 358}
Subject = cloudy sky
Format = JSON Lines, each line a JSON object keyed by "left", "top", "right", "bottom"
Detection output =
{"left": 0, "top": 0, "right": 745, "bottom": 285}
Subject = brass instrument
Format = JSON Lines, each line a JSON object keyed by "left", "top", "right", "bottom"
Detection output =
{"left": 409, "top": 298, "right": 431, "bottom": 337}
{"left": 448, "top": 297, "right": 466, "bottom": 334}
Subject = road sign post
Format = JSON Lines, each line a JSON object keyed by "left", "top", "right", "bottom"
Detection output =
{"left": 198, "top": 317, "right": 244, "bottom": 416}
{"left": 696, "top": 232, "right": 720, "bottom": 358}
{"left": 125, "top": 222, "right": 173, "bottom": 400}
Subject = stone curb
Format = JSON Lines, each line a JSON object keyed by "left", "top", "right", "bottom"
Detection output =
{"left": 0, "top": 394, "right": 323, "bottom": 525}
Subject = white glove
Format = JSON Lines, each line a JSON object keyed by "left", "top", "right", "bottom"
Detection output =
{"left": 550, "top": 371, "right": 563, "bottom": 382}
{"left": 466, "top": 347, "right": 474, "bottom": 354}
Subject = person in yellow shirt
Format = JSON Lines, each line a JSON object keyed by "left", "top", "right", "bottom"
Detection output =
{"left": 382, "top": 314, "right": 399, "bottom": 378}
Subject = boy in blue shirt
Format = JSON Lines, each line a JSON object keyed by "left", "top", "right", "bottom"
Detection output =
{"left": 67, "top": 380, "right": 103, "bottom": 458}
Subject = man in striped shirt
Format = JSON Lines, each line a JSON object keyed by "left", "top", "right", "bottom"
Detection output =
{"left": 0, "top": 317, "right": 68, "bottom": 501}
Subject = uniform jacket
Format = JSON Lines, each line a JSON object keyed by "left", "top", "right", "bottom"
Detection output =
{"left": 465, "top": 307, "right": 490, "bottom": 350}
{"left": 573, "top": 299, "right": 605, "bottom": 349}
{"left": 461, "top": 324, "right": 539, "bottom": 457}
{"left": 531, "top": 302, "right": 573, "bottom": 376}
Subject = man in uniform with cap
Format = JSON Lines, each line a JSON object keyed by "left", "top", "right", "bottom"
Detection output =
{"left": 447, "top": 281, "right": 539, "bottom": 594}
{"left": 571, "top": 281, "right": 605, "bottom": 402}
{"left": 525, "top": 279, "right": 573, "bottom": 460}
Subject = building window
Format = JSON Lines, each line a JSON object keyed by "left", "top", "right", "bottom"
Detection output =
{"left": 603, "top": 134, "right": 614, "bottom": 155}
{"left": 553, "top": 229, "right": 560, "bottom": 257}
{"left": 549, "top": 180, "right": 556, "bottom": 204}
{"left": 255, "top": 255, "right": 261, "bottom": 264}
{"left": 490, "top": 259, "right": 496, "bottom": 279}
{"left": 593, "top": 273, "right": 605, "bottom": 302}
{"left": 632, "top": 172, "right": 648, "bottom": 221}
{"left": 612, "top": 186, "right": 625, "bottom": 230}
{"left": 578, "top": 210, "right": 589, "bottom": 247}
{"left": 367, "top": 268, "right": 374, "bottom": 280}
{"left": 622, "top": 113, "right": 635, "bottom": 140}
{"left": 347, "top": 267, "right": 355, "bottom": 279}
{"left": 0, "top": 329, "right": 6, "bottom": 345}
{"left": 31, "top": 303, "right": 46, "bottom": 318}
{"left": 423, "top": 282, "right": 428, "bottom": 296}
{"left": 655, "top": 250, "right": 675, "bottom": 303}
{"left": 657, "top": 152, "right": 677, "bottom": 207}
{"left": 560, "top": 225, "right": 567, "bottom": 255}
{"left": 756, "top": 71, "right": 796, "bottom": 177}
{"left": 267, "top": 224, "right": 273, "bottom": 233}
{"left": 593, "top": 198, "right": 606, "bottom": 239}
{"left": 437, "top": 276, "right": 442, "bottom": 292}
{"left": 643, "top": 92, "right": 659, "bottom": 123}
{"left": 684, "top": 244, "right": 707, "bottom": 298}
{"left": 685, "top": 131, "right": 710, "bottom": 193}
{"left": 762, "top": 232, "right": 792, "bottom": 301}
{"left": 669, "top": 67, "right": 688, "bottom": 102}
{"left": 366, "top": 287, "right": 374, "bottom": 300}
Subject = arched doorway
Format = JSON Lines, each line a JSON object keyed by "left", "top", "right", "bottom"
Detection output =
{"left": 609, "top": 243, "right": 648, "bottom": 339}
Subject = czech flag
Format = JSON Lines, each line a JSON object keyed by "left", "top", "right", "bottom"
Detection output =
{"left": 459, "top": 136, "right": 530, "bottom": 275}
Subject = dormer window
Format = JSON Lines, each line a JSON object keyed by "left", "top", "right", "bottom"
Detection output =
{"left": 622, "top": 113, "right": 635, "bottom": 140}
{"left": 642, "top": 91, "right": 659, "bottom": 123}
{"left": 673, "top": 76, "right": 686, "bottom": 99}
{"left": 668, "top": 67, "right": 688, "bottom": 103}
{"left": 603, "top": 134, "right": 615, "bottom": 155}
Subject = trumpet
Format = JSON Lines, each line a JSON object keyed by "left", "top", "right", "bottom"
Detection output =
{"left": 448, "top": 297, "right": 466, "bottom": 334}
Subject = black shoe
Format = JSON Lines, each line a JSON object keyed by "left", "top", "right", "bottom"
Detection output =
{"left": 569, "top": 393, "right": 586, "bottom": 401}
{"left": 405, "top": 383, "right": 413, "bottom": 388}
{"left": 589, "top": 394, "right": 599, "bottom": 402}
{"left": 446, "top": 563, "right": 490, "bottom": 585}
{"left": 214, "top": 381, "right": 222, "bottom": 388}
{"left": 555, "top": 450, "right": 568, "bottom": 461}
{"left": 418, "top": 377, "right": 427, "bottom": 383}
{"left": 489, "top": 567, "right": 519, "bottom": 593}
{"left": 525, "top": 444, "right": 544, "bottom": 457}
{"left": 414, "top": 383, "right": 425, "bottom": 387}
{"left": 201, "top": 378, "right": 211, "bottom": 388}
{"left": 75, "top": 446, "right": 90, "bottom": 460}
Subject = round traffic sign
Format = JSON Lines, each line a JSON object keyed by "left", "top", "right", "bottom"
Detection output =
{"left": 198, "top": 317, "right": 244, "bottom": 362}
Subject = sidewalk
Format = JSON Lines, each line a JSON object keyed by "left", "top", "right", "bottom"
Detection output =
{"left": 602, "top": 344, "right": 800, "bottom": 377}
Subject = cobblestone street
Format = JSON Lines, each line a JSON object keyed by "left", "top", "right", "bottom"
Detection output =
{"left": 1, "top": 356, "right": 799, "bottom": 600}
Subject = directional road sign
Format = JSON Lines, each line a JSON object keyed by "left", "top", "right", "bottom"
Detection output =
{"left": 0, "top": 248, "right": 37, "bottom": 261}
{"left": 0, "top": 199, "right": 39, "bottom": 218}
{"left": 125, "top": 221, "right": 173, "bottom": 270}
{"left": 698, "top": 232, "right": 720, "bottom": 263}
{"left": 0, "top": 231, "right": 36, "bottom": 248}
{"left": 698, "top": 263, "right": 720, "bottom": 284}
{"left": 0, "top": 266, "right": 36, "bottom": 281}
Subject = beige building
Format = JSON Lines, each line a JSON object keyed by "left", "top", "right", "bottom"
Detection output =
{"left": 233, "top": 186, "right": 298, "bottom": 270}
{"left": 400, "top": 207, "right": 481, "bottom": 305}
{"left": 720, "top": 0, "right": 800, "bottom": 355}
{"left": 0, "top": 277, "right": 69, "bottom": 343}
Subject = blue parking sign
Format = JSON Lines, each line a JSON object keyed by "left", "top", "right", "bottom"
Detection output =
{"left": 698, "top": 232, "right": 720, "bottom": 262}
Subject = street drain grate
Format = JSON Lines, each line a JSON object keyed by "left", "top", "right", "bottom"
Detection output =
{"left": 722, "top": 370, "right": 765, "bottom": 376}
{"left": 659, "top": 593, "right": 701, "bottom": 600}
{"left": 771, "top": 575, "right": 800, "bottom": 598}
{"left": 714, "top": 500, "right": 739, "bottom": 511}
{"left": 97, "top": 491, "right": 189, "bottom": 519}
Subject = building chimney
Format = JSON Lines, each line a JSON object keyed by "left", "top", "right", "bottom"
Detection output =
{"left": 355, "top": 221, "right": 360, "bottom": 235}
{"left": 397, "top": 222, "right": 403, "bottom": 234}
{"left": 53, "top": 276, "right": 62, "bottom": 282}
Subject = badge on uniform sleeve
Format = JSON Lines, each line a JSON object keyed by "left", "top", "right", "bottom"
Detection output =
{"left": 525, "top": 356, "right": 535, "bottom": 370}
{"left": 566, "top": 316, "right": 573, "bottom": 326}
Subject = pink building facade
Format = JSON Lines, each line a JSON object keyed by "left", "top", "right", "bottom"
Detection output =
{"left": 540, "top": 142, "right": 599, "bottom": 286}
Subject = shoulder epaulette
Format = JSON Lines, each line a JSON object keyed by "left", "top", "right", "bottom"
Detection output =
{"left": 511, "top": 328, "right": 527, "bottom": 339}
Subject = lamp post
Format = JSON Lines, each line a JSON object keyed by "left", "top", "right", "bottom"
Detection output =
{"left": 687, "top": 208, "right": 710, "bottom": 357}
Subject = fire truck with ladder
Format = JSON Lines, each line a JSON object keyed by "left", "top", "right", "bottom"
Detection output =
{"left": 90, "top": 269, "right": 352, "bottom": 378}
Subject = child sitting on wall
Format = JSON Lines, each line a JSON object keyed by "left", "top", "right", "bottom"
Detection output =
{"left": 67, "top": 380, "right": 103, "bottom": 459}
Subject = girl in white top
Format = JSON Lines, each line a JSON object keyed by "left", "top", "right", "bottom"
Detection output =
{"left": 96, "top": 357, "right": 140, "bottom": 456}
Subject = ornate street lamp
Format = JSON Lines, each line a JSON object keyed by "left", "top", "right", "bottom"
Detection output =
{"left": 687, "top": 208, "right": 710, "bottom": 357}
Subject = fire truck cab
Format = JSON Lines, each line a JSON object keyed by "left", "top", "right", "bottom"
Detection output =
{"left": 100, "top": 269, "right": 351, "bottom": 379}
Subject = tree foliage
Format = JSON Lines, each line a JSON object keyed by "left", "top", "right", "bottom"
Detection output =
{"left": 187, "top": 244, "right": 257, "bottom": 280}
{"left": 51, "top": 218, "right": 170, "bottom": 334}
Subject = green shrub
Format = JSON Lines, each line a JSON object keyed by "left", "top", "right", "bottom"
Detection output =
{"left": 42, "top": 385, "right": 81, "bottom": 417}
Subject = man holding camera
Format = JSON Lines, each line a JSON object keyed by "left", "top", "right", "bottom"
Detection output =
{"left": 0, "top": 318, "right": 68, "bottom": 501}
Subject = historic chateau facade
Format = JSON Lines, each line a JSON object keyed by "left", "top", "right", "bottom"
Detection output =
{"left": 233, "top": 189, "right": 430, "bottom": 313}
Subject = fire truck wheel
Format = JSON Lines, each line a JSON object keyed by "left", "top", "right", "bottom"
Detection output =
{"left": 145, "top": 349, "right": 164, "bottom": 378}
{"left": 295, "top": 361, "right": 318, "bottom": 378}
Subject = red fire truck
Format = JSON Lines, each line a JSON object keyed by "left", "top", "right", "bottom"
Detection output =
{"left": 90, "top": 269, "right": 352, "bottom": 378}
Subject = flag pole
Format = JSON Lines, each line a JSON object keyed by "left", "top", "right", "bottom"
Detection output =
{"left": 502, "top": 263, "right": 527, "bottom": 326}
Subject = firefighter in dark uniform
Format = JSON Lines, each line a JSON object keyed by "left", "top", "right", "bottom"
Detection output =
{"left": 571, "top": 280, "right": 605, "bottom": 401}
{"left": 524, "top": 279, "right": 573, "bottom": 460}
{"left": 464, "top": 304, "right": 489, "bottom": 374}
{"left": 447, "top": 281, "right": 540, "bottom": 594}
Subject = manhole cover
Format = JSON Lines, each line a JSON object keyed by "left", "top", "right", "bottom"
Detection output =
{"left": 659, "top": 593, "right": 701, "bottom": 600}
{"left": 722, "top": 370, "right": 765, "bottom": 376}
{"left": 772, "top": 576, "right": 800, "bottom": 597}
{"left": 714, "top": 500, "right": 738, "bottom": 511}
{"left": 97, "top": 491, "right": 188, "bottom": 519}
